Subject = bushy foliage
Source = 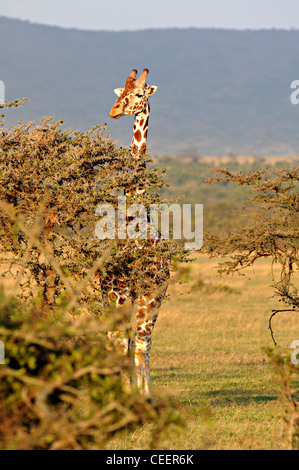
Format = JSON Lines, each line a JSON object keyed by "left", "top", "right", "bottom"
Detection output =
{"left": 154, "top": 155, "right": 299, "bottom": 234}
{"left": 203, "top": 167, "right": 299, "bottom": 449}
{"left": 204, "top": 167, "right": 299, "bottom": 343}
{"left": 264, "top": 347, "right": 299, "bottom": 450}
{"left": 0, "top": 101, "right": 186, "bottom": 310}
{"left": 0, "top": 292, "right": 183, "bottom": 450}
{"left": 0, "top": 101, "right": 185, "bottom": 449}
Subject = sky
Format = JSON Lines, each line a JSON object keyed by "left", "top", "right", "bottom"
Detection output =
{"left": 0, "top": 0, "right": 299, "bottom": 31}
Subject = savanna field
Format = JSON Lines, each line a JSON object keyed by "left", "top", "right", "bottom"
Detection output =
{"left": 0, "top": 111, "right": 298, "bottom": 450}
{"left": 107, "top": 254, "right": 299, "bottom": 450}
{"left": 2, "top": 10, "right": 299, "bottom": 453}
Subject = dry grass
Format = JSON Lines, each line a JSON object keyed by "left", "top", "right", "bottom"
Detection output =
{"left": 108, "top": 255, "right": 299, "bottom": 450}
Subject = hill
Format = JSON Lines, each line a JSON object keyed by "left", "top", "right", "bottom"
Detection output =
{"left": 1, "top": 17, "right": 299, "bottom": 156}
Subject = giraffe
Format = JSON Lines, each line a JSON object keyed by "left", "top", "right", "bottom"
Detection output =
{"left": 101, "top": 68, "right": 169, "bottom": 399}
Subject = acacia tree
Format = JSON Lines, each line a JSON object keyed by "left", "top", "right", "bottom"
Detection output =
{"left": 204, "top": 166, "right": 299, "bottom": 449}
{"left": 204, "top": 167, "right": 299, "bottom": 344}
{"left": 0, "top": 101, "right": 185, "bottom": 311}
{"left": 0, "top": 101, "right": 186, "bottom": 449}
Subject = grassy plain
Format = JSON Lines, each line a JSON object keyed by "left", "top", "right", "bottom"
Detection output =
{"left": 108, "top": 254, "right": 299, "bottom": 450}
{"left": 1, "top": 152, "right": 297, "bottom": 449}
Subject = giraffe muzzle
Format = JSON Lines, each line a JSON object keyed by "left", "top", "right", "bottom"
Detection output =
{"left": 110, "top": 104, "right": 123, "bottom": 119}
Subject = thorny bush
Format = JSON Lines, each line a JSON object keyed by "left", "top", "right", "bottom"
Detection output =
{"left": 0, "top": 100, "right": 186, "bottom": 449}
{"left": 0, "top": 292, "right": 183, "bottom": 450}
{"left": 0, "top": 100, "right": 187, "bottom": 310}
{"left": 204, "top": 167, "right": 299, "bottom": 344}
{"left": 205, "top": 168, "right": 299, "bottom": 448}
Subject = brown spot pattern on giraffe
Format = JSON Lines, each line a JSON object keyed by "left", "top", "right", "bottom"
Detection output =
{"left": 135, "top": 130, "right": 142, "bottom": 142}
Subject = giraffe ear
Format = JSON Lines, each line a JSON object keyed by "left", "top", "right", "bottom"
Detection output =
{"left": 147, "top": 86, "right": 158, "bottom": 97}
{"left": 114, "top": 88, "right": 124, "bottom": 97}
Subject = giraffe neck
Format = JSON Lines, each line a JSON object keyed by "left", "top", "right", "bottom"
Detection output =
{"left": 130, "top": 102, "right": 150, "bottom": 158}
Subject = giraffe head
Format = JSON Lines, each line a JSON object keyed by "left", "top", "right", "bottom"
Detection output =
{"left": 110, "top": 68, "right": 157, "bottom": 119}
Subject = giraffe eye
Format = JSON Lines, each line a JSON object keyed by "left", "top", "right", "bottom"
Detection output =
{"left": 136, "top": 93, "right": 143, "bottom": 98}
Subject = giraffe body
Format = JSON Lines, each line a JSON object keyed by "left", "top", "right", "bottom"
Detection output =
{"left": 102, "top": 69, "right": 168, "bottom": 398}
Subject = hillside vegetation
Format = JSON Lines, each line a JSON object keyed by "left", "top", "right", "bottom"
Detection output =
{"left": 151, "top": 154, "right": 299, "bottom": 233}
{"left": 1, "top": 17, "right": 299, "bottom": 156}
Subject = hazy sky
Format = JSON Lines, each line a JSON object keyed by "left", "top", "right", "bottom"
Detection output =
{"left": 0, "top": 0, "right": 299, "bottom": 31}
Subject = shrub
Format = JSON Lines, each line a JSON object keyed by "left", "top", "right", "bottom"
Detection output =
{"left": 204, "top": 167, "right": 299, "bottom": 343}
{"left": 0, "top": 101, "right": 185, "bottom": 449}
{"left": 0, "top": 292, "right": 183, "bottom": 450}
{"left": 264, "top": 347, "right": 299, "bottom": 450}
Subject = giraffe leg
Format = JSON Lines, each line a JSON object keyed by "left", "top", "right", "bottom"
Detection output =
{"left": 131, "top": 335, "right": 145, "bottom": 390}
{"left": 133, "top": 295, "right": 159, "bottom": 399}
{"left": 133, "top": 334, "right": 155, "bottom": 401}
{"left": 106, "top": 331, "right": 131, "bottom": 391}
{"left": 142, "top": 339, "right": 152, "bottom": 398}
